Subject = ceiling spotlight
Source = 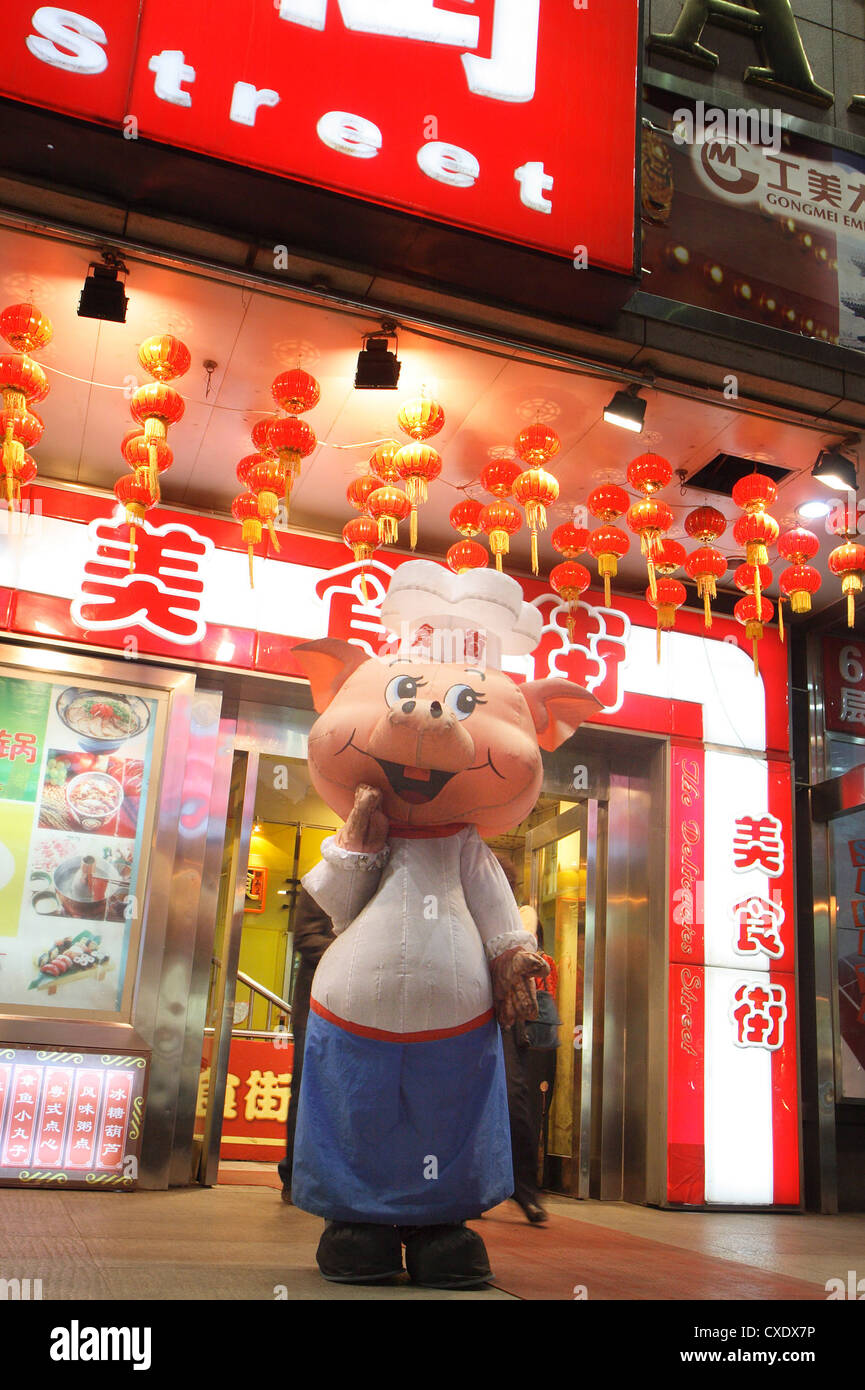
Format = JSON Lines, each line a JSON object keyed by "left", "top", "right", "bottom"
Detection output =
{"left": 78, "top": 253, "right": 129, "bottom": 323}
{"left": 812, "top": 448, "right": 857, "bottom": 492}
{"left": 797, "top": 498, "right": 833, "bottom": 520}
{"left": 355, "top": 328, "right": 401, "bottom": 390}
{"left": 603, "top": 384, "right": 646, "bottom": 433}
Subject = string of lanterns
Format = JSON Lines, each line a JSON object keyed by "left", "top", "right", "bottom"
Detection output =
{"left": 115, "top": 333, "right": 189, "bottom": 571}
{"left": 0, "top": 302, "right": 52, "bottom": 510}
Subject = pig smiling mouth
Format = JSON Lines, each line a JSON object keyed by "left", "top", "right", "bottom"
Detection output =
{"left": 340, "top": 731, "right": 503, "bottom": 806}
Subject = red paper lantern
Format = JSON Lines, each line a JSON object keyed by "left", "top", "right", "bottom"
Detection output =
{"left": 513, "top": 467, "right": 559, "bottom": 575}
{"left": 347, "top": 474, "right": 380, "bottom": 513}
{"left": 685, "top": 546, "right": 727, "bottom": 627}
{"left": 627, "top": 498, "right": 674, "bottom": 599}
{"left": 652, "top": 538, "right": 686, "bottom": 575}
{"left": 447, "top": 540, "right": 489, "bottom": 574}
{"left": 480, "top": 459, "right": 521, "bottom": 497}
{"left": 0, "top": 408, "right": 42, "bottom": 450}
{"left": 367, "top": 485, "right": 411, "bottom": 545}
{"left": 828, "top": 541, "right": 865, "bottom": 628}
{"left": 267, "top": 416, "right": 317, "bottom": 515}
{"left": 343, "top": 515, "right": 380, "bottom": 599}
{"left": 587, "top": 484, "right": 629, "bottom": 521}
{"left": 137, "top": 335, "right": 191, "bottom": 383}
{"left": 648, "top": 578, "right": 687, "bottom": 662}
{"left": 551, "top": 561, "right": 591, "bottom": 640}
{"left": 122, "top": 430, "right": 173, "bottom": 497}
{"left": 235, "top": 452, "right": 269, "bottom": 488}
{"left": 779, "top": 564, "right": 822, "bottom": 614}
{"left": 735, "top": 593, "right": 774, "bottom": 675}
{"left": 0, "top": 303, "right": 53, "bottom": 353}
{"left": 588, "top": 524, "right": 630, "bottom": 606}
{"left": 731, "top": 470, "right": 778, "bottom": 513}
{"left": 552, "top": 523, "right": 590, "bottom": 559}
{"left": 734, "top": 562, "right": 773, "bottom": 595}
{"left": 247, "top": 457, "right": 287, "bottom": 550}
{"left": 398, "top": 396, "right": 445, "bottom": 441}
{"left": 369, "top": 440, "right": 402, "bottom": 484}
{"left": 778, "top": 526, "right": 819, "bottom": 564}
{"left": 115, "top": 474, "right": 155, "bottom": 573}
{"left": 0, "top": 354, "right": 49, "bottom": 408}
{"left": 685, "top": 505, "right": 726, "bottom": 543}
{"left": 11, "top": 451, "right": 37, "bottom": 501}
{"left": 232, "top": 492, "right": 264, "bottom": 588}
{"left": 0, "top": 407, "right": 43, "bottom": 507}
{"left": 251, "top": 419, "right": 276, "bottom": 457}
{"left": 515, "top": 423, "right": 560, "bottom": 467}
{"left": 449, "top": 498, "right": 484, "bottom": 538}
{"left": 130, "top": 382, "right": 185, "bottom": 440}
{"left": 733, "top": 511, "right": 779, "bottom": 611}
{"left": 272, "top": 368, "right": 320, "bottom": 414}
{"left": 627, "top": 452, "right": 672, "bottom": 496}
{"left": 480, "top": 500, "right": 522, "bottom": 572}
{"left": 395, "top": 443, "right": 442, "bottom": 549}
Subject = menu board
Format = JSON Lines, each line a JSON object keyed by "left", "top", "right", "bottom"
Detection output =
{"left": 0, "top": 671, "right": 160, "bottom": 1019}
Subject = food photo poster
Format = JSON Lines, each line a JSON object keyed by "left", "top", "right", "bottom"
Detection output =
{"left": 0, "top": 674, "right": 158, "bottom": 1016}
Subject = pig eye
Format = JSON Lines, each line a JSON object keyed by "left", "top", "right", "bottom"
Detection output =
{"left": 385, "top": 674, "right": 423, "bottom": 708}
{"left": 444, "top": 684, "right": 485, "bottom": 720}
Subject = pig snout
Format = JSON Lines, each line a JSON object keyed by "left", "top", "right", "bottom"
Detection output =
{"left": 368, "top": 699, "right": 474, "bottom": 770}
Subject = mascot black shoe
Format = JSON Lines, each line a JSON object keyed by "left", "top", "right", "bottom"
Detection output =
{"left": 316, "top": 1221, "right": 403, "bottom": 1284}
{"left": 403, "top": 1224, "right": 492, "bottom": 1289}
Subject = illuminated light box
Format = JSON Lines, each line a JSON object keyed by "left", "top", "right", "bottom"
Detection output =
{"left": 0, "top": 1046, "right": 147, "bottom": 1188}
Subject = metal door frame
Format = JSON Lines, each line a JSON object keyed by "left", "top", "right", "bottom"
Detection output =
{"left": 528, "top": 798, "right": 606, "bottom": 1200}
{"left": 199, "top": 750, "right": 259, "bottom": 1186}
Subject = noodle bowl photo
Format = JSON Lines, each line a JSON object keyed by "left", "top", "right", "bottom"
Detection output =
{"left": 56, "top": 688, "right": 150, "bottom": 753}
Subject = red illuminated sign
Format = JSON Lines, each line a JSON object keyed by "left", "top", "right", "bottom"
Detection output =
{"left": 0, "top": 1, "right": 640, "bottom": 274}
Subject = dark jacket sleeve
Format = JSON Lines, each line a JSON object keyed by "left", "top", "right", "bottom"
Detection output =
{"left": 292, "top": 886, "right": 335, "bottom": 967}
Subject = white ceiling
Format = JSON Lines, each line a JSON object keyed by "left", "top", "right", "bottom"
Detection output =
{"left": 0, "top": 222, "right": 856, "bottom": 617}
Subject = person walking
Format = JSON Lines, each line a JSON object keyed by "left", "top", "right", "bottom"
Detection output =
{"left": 278, "top": 886, "right": 334, "bottom": 1201}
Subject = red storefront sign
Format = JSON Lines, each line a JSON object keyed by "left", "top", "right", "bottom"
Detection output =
{"left": 0, "top": 0, "right": 640, "bottom": 273}
{"left": 198, "top": 1036, "right": 295, "bottom": 1164}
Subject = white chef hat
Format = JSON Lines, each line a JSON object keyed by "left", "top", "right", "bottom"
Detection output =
{"left": 380, "top": 560, "right": 541, "bottom": 670}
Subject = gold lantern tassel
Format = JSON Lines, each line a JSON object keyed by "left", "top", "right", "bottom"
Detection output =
{"left": 128, "top": 519, "right": 137, "bottom": 573}
{"left": 567, "top": 608, "right": 576, "bottom": 642}
{"left": 778, "top": 596, "right": 785, "bottom": 644}
{"left": 849, "top": 590, "right": 856, "bottom": 629}
{"left": 753, "top": 562, "right": 762, "bottom": 614}
{"left": 646, "top": 553, "right": 658, "bottom": 602}
{"left": 410, "top": 506, "right": 418, "bottom": 550}
{"left": 656, "top": 620, "right": 662, "bottom": 665}
{"left": 703, "top": 587, "right": 712, "bottom": 629}
{"left": 753, "top": 638, "right": 759, "bottom": 677}
{"left": 360, "top": 566, "right": 369, "bottom": 603}
{"left": 531, "top": 528, "right": 539, "bottom": 576}
{"left": 147, "top": 442, "right": 159, "bottom": 501}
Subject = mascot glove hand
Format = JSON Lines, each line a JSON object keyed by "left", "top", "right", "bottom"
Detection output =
{"left": 490, "top": 947, "right": 549, "bottom": 1028}
{"left": 335, "top": 784, "right": 389, "bottom": 854}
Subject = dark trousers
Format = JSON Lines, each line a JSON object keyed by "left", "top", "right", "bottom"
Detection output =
{"left": 277, "top": 1014, "right": 307, "bottom": 1191}
{"left": 502, "top": 1026, "right": 557, "bottom": 1204}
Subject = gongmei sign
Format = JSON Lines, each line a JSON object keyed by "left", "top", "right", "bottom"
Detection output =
{"left": 0, "top": 0, "right": 641, "bottom": 272}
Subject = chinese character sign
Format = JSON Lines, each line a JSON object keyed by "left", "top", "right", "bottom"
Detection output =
{"left": 823, "top": 638, "right": 865, "bottom": 735}
{"left": 0, "top": 1048, "right": 146, "bottom": 1188}
{"left": 196, "top": 1036, "right": 295, "bottom": 1162}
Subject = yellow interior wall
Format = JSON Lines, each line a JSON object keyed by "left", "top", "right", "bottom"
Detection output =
{"left": 243, "top": 822, "right": 296, "bottom": 1030}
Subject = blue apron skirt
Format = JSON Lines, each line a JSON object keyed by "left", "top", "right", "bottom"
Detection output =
{"left": 291, "top": 1007, "right": 513, "bottom": 1224}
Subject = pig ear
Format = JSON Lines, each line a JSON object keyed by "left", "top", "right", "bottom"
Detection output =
{"left": 292, "top": 639, "right": 369, "bottom": 712}
{"left": 520, "top": 679, "right": 601, "bottom": 751}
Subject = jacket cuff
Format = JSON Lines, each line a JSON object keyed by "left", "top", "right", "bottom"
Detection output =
{"left": 320, "top": 835, "right": 390, "bottom": 873}
{"left": 485, "top": 930, "right": 536, "bottom": 962}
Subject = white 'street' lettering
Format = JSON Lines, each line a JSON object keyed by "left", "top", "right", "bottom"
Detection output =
{"left": 26, "top": 7, "right": 108, "bottom": 75}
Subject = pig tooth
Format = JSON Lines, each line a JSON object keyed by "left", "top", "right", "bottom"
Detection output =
{"left": 403, "top": 765, "right": 432, "bottom": 782}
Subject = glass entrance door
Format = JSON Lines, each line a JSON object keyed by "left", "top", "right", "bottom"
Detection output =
{"left": 528, "top": 799, "right": 606, "bottom": 1199}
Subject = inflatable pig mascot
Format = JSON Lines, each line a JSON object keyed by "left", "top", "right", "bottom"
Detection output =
{"left": 291, "top": 560, "right": 598, "bottom": 1287}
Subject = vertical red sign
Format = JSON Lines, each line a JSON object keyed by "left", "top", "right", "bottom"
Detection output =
{"left": 2, "top": 1065, "right": 41, "bottom": 1167}
{"left": 64, "top": 1070, "right": 104, "bottom": 1169}
{"left": 669, "top": 744, "right": 705, "bottom": 964}
{"left": 97, "top": 1070, "right": 133, "bottom": 1170}
{"left": 35, "top": 1067, "right": 73, "bottom": 1168}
